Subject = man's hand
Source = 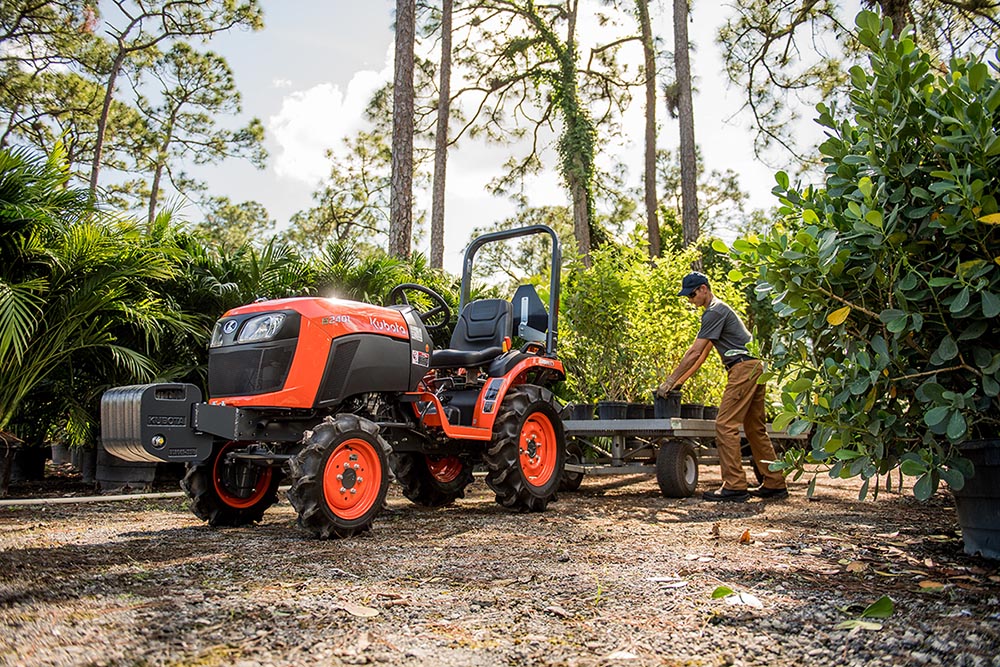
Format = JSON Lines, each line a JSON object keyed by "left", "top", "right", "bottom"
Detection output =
{"left": 656, "top": 378, "right": 676, "bottom": 398}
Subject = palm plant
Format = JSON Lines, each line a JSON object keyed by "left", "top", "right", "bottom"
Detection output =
{"left": 0, "top": 146, "right": 184, "bottom": 446}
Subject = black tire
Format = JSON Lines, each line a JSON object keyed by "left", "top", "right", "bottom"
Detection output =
{"left": 390, "top": 452, "right": 474, "bottom": 507}
{"left": 559, "top": 440, "right": 585, "bottom": 492}
{"left": 484, "top": 384, "right": 565, "bottom": 511}
{"left": 656, "top": 439, "right": 698, "bottom": 498}
{"left": 286, "top": 415, "right": 390, "bottom": 539}
{"left": 181, "top": 440, "right": 282, "bottom": 527}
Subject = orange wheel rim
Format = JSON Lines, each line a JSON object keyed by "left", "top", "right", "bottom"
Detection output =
{"left": 323, "top": 438, "right": 383, "bottom": 521}
{"left": 426, "top": 456, "right": 463, "bottom": 483}
{"left": 519, "top": 412, "right": 557, "bottom": 487}
{"left": 213, "top": 441, "right": 273, "bottom": 509}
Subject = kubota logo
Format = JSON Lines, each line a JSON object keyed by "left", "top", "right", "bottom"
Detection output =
{"left": 368, "top": 316, "right": 406, "bottom": 335}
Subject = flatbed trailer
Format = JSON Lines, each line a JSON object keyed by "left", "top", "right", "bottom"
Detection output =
{"left": 560, "top": 418, "right": 809, "bottom": 497}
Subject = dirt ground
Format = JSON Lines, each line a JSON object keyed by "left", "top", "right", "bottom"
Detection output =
{"left": 1, "top": 465, "right": 998, "bottom": 667}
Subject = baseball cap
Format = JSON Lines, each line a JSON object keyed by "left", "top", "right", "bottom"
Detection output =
{"left": 678, "top": 271, "right": 709, "bottom": 296}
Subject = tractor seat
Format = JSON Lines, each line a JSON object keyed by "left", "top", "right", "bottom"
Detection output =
{"left": 430, "top": 299, "right": 513, "bottom": 369}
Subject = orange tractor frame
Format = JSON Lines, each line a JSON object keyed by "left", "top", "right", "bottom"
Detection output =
{"left": 101, "top": 225, "right": 567, "bottom": 538}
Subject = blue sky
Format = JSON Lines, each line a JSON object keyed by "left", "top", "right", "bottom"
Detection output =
{"left": 192, "top": 0, "right": 845, "bottom": 273}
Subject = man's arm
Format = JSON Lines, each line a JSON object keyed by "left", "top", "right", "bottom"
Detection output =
{"left": 657, "top": 338, "right": 713, "bottom": 396}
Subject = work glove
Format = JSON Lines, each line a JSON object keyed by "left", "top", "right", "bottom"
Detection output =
{"left": 656, "top": 380, "right": 675, "bottom": 398}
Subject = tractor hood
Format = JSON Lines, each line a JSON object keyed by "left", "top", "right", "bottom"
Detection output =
{"left": 206, "top": 297, "right": 433, "bottom": 408}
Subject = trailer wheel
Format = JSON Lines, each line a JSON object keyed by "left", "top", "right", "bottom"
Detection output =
{"left": 485, "top": 384, "right": 565, "bottom": 512}
{"left": 656, "top": 440, "right": 698, "bottom": 498}
{"left": 390, "top": 453, "right": 473, "bottom": 507}
{"left": 287, "top": 415, "right": 389, "bottom": 539}
{"left": 182, "top": 440, "right": 281, "bottom": 527}
{"left": 559, "top": 440, "right": 585, "bottom": 492}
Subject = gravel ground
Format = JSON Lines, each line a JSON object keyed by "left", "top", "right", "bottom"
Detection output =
{"left": 1, "top": 466, "right": 998, "bottom": 667}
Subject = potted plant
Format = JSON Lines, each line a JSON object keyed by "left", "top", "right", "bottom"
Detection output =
{"left": 726, "top": 12, "right": 999, "bottom": 557}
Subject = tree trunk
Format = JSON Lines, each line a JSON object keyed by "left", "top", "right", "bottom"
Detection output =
{"left": 430, "top": 0, "right": 453, "bottom": 269}
{"left": 148, "top": 163, "right": 164, "bottom": 225}
{"left": 89, "top": 48, "right": 127, "bottom": 197}
{"left": 637, "top": 0, "right": 660, "bottom": 258}
{"left": 673, "top": 0, "right": 699, "bottom": 260}
{"left": 561, "top": 0, "right": 592, "bottom": 266}
{"left": 389, "top": 0, "right": 416, "bottom": 259}
{"left": 875, "top": 0, "right": 911, "bottom": 37}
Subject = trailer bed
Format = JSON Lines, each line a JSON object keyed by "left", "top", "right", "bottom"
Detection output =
{"left": 559, "top": 417, "right": 809, "bottom": 497}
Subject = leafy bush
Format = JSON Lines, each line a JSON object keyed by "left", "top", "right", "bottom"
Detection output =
{"left": 726, "top": 11, "right": 1000, "bottom": 499}
{"left": 561, "top": 236, "right": 747, "bottom": 406}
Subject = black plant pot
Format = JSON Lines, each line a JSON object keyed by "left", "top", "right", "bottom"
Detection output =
{"left": 96, "top": 446, "right": 157, "bottom": 493}
{"left": 626, "top": 403, "right": 649, "bottom": 419}
{"left": 680, "top": 403, "right": 704, "bottom": 419}
{"left": 952, "top": 439, "right": 1000, "bottom": 560}
{"left": 564, "top": 403, "right": 595, "bottom": 421}
{"left": 703, "top": 406, "right": 719, "bottom": 421}
{"left": 596, "top": 401, "right": 628, "bottom": 420}
{"left": 653, "top": 391, "right": 681, "bottom": 419}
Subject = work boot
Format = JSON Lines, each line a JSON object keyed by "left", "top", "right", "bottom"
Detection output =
{"left": 748, "top": 486, "right": 789, "bottom": 500}
{"left": 702, "top": 488, "right": 749, "bottom": 502}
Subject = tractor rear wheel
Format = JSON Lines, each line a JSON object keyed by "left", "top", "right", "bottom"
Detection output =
{"left": 182, "top": 440, "right": 281, "bottom": 527}
{"left": 484, "top": 384, "right": 565, "bottom": 512}
{"left": 390, "top": 453, "right": 474, "bottom": 507}
{"left": 287, "top": 415, "right": 389, "bottom": 539}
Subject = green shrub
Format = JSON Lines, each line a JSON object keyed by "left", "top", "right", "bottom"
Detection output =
{"left": 561, "top": 235, "right": 747, "bottom": 407}
{"left": 727, "top": 11, "right": 1000, "bottom": 499}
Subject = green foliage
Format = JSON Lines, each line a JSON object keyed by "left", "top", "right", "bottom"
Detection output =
{"left": 728, "top": 12, "right": 1000, "bottom": 499}
{"left": 561, "top": 235, "right": 745, "bottom": 404}
{"left": 0, "top": 146, "right": 187, "bottom": 443}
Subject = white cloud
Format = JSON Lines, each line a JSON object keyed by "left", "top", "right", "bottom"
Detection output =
{"left": 272, "top": 78, "right": 293, "bottom": 88}
{"left": 268, "top": 45, "right": 393, "bottom": 187}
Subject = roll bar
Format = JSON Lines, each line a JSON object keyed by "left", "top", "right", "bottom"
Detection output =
{"left": 458, "top": 224, "right": 561, "bottom": 355}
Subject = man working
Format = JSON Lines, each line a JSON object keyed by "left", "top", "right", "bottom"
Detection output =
{"left": 657, "top": 271, "right": 788, "bottom": 502}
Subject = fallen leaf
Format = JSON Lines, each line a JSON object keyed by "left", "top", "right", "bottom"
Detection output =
{"left": 924, "top": 558, "right": 937, "bottom": 568}
{"left": 846, "top": 562, "right": 867, "bottom": 573}
{"left": 874, "top": 570, "right": 903, "bottom": 577}
{"left": 918, "top": 581, "right": 946, "bottom": 591}
{"left": 606, "top": 650, "right": 639, "bottom": 660}
{"left": 724, "top": 592, "right": 764, "bottom": 609}
{"left": 335, "top": 601, "right": 380, "bottom": 618}
{"left": 836, "top": 619, "right": 883, "bottom": 631}
{"left": 711, "top": 586, "right": 734, "bottom": 599}
{"left": 801, "top": 547, "right": 823, "bottom": 555}
{"left": 544, "top": 605, "right": 571, "bottom": 618}
{"left": 738, "top": 529, "right": 753, "bottom": 544}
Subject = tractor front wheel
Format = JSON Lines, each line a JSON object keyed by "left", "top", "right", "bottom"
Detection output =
{"left": 390, "top": 453, "right": 474, "bottom": 507}
{"left": 181, "top": 440, "right": 281, "bottom": 527}
{"left": 484, "top": 384, "right": 565, "bottom": 512}
{"left": 287, "top": 415, "right": 390, "bottom": 539}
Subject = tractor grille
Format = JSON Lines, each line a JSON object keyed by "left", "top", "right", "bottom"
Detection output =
{"left": 208, "top": 340, "right": 297, "bottom": 397}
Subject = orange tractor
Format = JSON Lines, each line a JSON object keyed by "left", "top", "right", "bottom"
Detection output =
{"left": 101, "top": 225, "right": 566, "bottom": 538}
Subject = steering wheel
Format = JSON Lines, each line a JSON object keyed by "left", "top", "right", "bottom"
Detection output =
{"left": 385, "top": 283, "right": 452, "bottom": 333}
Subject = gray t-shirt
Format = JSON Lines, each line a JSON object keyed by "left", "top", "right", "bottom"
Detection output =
{"left": 697, "top": 298, "right": 752, "bottom": 364}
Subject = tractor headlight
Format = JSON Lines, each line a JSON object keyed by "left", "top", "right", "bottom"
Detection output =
{"left": 237, "top": 313, "right": 286, "bottom": 344}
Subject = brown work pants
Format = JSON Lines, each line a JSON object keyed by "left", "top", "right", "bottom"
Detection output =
{"left": 715, "top": 360, "right": 786, "bottom": 491}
